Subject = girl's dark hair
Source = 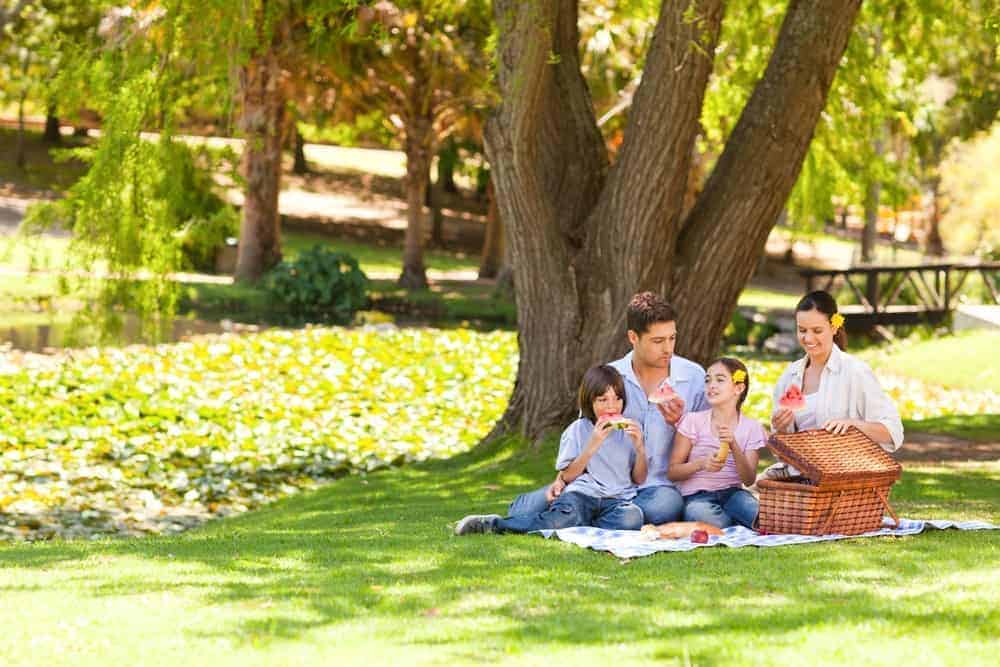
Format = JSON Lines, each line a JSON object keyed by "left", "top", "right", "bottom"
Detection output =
{"left": 796, "top": 289, "right": 848, "bottom": 350}
{"left": 578, "top": 364, "right": 627, "bottom": 423}
{"left": 709, "top": 357, "right": 750, "bottom": 412}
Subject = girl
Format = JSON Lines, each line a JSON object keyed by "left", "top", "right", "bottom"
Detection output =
{"left": 667, "top": 358, "right": 767, "bottom": 529}
{"left": 454, "top": 364, "right": 648, "bottom": 535}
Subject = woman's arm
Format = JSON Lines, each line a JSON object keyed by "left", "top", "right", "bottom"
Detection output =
{"left": 824, "top": 361, "right": 903, "bottom": 451}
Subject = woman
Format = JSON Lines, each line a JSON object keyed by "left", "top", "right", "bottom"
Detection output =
{"left": 770, "top": 290, "right": 903, "bottom": 455}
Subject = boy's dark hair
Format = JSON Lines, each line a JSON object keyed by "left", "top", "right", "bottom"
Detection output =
{"left": 796, "top": 289, "right": 848, "bottom": 350}
{"left": 709, "top": 357, "right": 750, "bottom": 412}
{"left": 578, "top": 364, "right": 627, "bottom": 423}
{"left": 626, "top": 292, "right": 677, "bottom": 336}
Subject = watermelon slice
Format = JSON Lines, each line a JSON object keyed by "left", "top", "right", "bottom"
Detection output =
{"left": 648, "top": 379, "right": 678, "bottom": 404}
{"left": 779, "top": 384, "right": 807, "bottom": 412}
{"left": 598, "top": 413, "right": 631, "bottom": 430}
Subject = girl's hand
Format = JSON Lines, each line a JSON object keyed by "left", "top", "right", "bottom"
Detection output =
{"left": 699, "top": 457, "right": 723, "bottom": 473}
{"left": 717, "top": 424, "right": 733, "bottom": 445}
{"left": 771, "top": 408, "right": 795, "bottom": 432}
{"left": 623, "top": 422, "right": 644, "bottom": 449}
{"left": 822, "top": 418, "right": 857, "bottom": 435}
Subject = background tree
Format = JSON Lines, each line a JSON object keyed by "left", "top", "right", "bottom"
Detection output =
{"left": 342, "top": 0, "right": 492, "bottom": 288}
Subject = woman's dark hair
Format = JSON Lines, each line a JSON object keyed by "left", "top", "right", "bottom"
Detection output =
{"left": 626, "top": 292, "right": 677, "bottom": 335}
{"left": 709, "top": 357, "right": 750, "bottom": 412}
{"left": 578, "top": 364, "right": 627, "bottom": 423}
{"left": 796, "top": 289, "right": 848, "bottom": 350}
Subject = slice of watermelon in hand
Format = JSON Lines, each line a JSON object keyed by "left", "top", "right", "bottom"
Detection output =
{"left": 648, "top": 379, "right": 678, "bottom": 405}
{"left": 597, "top": 413, "right": 631, "bottom": 430}
{"left": 778, "top": 384, "right": 807, "bottom": 412}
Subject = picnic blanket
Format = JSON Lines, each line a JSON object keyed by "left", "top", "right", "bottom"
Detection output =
{"left": 538, "top": 518, "right": 999, "bottom": 559}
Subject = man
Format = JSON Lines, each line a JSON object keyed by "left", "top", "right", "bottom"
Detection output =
{"left": 455, "top": 292, "right": 706, "bottom": 534}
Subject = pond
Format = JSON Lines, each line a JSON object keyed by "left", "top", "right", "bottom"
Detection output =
{"left": 0, "top": 310, "right": 513, "bottom": 353}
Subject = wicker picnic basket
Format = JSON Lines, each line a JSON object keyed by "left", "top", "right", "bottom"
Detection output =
{"left": 757, "top": 428, "right": 902, "bottom": 536}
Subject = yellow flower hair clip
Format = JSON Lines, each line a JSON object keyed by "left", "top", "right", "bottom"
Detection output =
{"left": 732, "top": 369, "right": 747, "bottom": 384}
{"left": 830, "top": 312, "right": 845, "bottom": 330}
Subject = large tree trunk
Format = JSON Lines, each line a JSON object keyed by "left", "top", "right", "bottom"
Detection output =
{"left": 399, "top": 116, "right": 433, "bottom": 288}
{"left": 234, "top": 25, "right": 288, "bottom": 283}
{"left": 479, "top": 180, "right": 504, "bottom": 279}
{"left": 486, "top": 0, "right": 862, "bottom": 440}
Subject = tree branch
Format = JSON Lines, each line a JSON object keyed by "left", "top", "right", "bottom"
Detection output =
{"left": 673, "top": 0, "right": 864, "bottom": 362}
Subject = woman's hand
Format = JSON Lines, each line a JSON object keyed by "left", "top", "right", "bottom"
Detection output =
{"left": 822, "top": 418, "right": 859, "bottom": 435}
{"left": 771, "top": 408, "right": 795, "bottom": 432}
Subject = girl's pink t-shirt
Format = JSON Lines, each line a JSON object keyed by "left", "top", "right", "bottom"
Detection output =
{"left": 675, "top": 410, "right": 768, "bottom": 496}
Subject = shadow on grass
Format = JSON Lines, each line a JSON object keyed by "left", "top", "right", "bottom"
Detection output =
{"left": 0, "top": 436, "right": 997, "bottom": 659}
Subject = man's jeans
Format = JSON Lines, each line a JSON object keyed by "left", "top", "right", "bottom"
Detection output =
{"left": 682, "top": 487, "right": 758, "bottom": 528}
{"left": 508, "top": 483, "right": 684, "bottom": 525}
{"left": 496, "top": 491, "right": 643, "bottom": 533}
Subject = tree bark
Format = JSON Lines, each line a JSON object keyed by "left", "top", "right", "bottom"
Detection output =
{"left": 429, "top": 184, "right": 445, "bottom": 248}
{"left": 925, "top": 175, "right": 945, "bottom": 256}
{"left": 234, "top": 24, "right": 288, "bottom": 283}
{"left": 399, "top": 115, "right": 433, "bottom": 288}
{"left": 44, "top": 107, "right": 61, "bottom": 144}
{"left": 862, "top": 173, "right": 880, "bottom": 263}
{"left": 487, "top": 0, "right": 862, "bottom": 440}
{"left": 16, "top": 88, "right": 27, "bottom": 170}
{"left": 479, "top": 179, "right": 504, "bottom": 279}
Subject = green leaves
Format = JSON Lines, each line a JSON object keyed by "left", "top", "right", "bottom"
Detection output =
{"left": 0, "top": 326, "right": 516, "bottom": 540}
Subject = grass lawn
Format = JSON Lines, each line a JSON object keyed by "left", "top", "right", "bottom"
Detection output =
{"left": 904, "top": 415, "right": 1000, "bottom": 442}
{"left": 736, "top": 286, "right": 800, "bottom": 310}
{"left": 862, "top": 331, "right": 1000, "bottom": 394}
{"left": 0, "top": 438, "right": 997, "bottom": 666}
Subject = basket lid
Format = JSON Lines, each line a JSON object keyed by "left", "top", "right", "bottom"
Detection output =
{"left": 768, "top": 428, "right": 902, "bottom": 486}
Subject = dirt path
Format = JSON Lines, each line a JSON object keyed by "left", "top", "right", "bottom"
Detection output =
{"left": 896, "top": 431, "right": 1000, "bottom": 463}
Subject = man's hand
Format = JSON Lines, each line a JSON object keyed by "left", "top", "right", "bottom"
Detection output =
{"left": 545, "top": 474, "right": 566, "bottom": 503}
{"left": 656, "top": 396, "right": 685, "bottom": 426}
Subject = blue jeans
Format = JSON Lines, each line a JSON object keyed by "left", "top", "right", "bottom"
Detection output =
{"left": 683, "top": 487, "right": 759, "bottom": 529}
{"left": 508, "top": 483, "right": 684, "bottom": 525}
{"left": 633, "top": 485, "right": 684, "bottom": 524}
{"left": 496, "top": 491, "right": 643, "bottom": 533}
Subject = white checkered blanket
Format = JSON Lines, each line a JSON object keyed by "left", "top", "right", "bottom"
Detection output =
{"left": 538, "top": 518, "right": 998, "bottom": 559}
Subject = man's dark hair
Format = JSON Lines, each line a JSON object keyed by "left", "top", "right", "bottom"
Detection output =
{"left": 578, "top": 365, "right": 627, "bottom": 423}
{"left": 626, "top": 292, "right": 677, "bottom": 335}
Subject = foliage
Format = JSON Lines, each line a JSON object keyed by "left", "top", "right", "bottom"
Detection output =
{"left": 264, "top": 246, "right": 370, "bottom": 322}
{"left": 0, "top": 326, "right": 516, "bottom": 540}
{"left": 0, "top": 443, "right": 997, "bottom": 664}
{"left": 938, "top": 123, "right": 1000, "bottom": 256}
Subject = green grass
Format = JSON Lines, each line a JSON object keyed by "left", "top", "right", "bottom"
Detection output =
{"left": 736, "top": 286, "right": 799, "bottom": 310}
{"left": 0, "top": 439, "right": 997, "bottom": 666}
{"left": 904, "top": 414, "right": 1000, "bottom": 442}
{"left": 282, "top": 232, "right": 480, "bottom": 275}
{"left": 862, "top": 331, "right": 1000, "bottom": 393}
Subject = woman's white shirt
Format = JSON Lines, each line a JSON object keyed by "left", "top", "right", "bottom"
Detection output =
{"left": 772, "top": 343, "right": 904, "bottom": 452}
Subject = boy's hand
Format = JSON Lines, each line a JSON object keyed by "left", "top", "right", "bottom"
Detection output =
{"left": 545, "top": 475, "right": 566, "bottom": 502}
{"left": 623, "top": 422, "right": 644, "bottom": 449}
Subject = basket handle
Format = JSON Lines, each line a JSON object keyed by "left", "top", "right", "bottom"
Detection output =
{"left": 876, "top": 487, "right": 900, "bottom": 528}
{"left": 820, "top": 491, "right": 845, "bottom": 535}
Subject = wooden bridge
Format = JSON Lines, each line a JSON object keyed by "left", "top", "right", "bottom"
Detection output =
{"left": 801, "top": 262, "right": 1000, "bottom": 331}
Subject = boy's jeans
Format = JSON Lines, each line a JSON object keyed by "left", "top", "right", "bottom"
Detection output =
{"left": 496, "top": 491, "right": 643, "bottom": 533}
